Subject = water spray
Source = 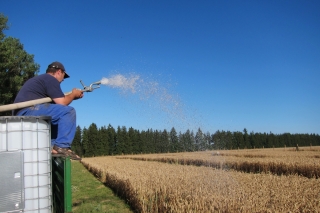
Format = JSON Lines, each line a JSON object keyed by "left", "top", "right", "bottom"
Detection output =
{"left": 100, "top": 74, "right": 139, "bottom": 92}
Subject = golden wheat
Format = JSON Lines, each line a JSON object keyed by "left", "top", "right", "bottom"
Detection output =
{"left": 119, "top": 147, "right": 320, "bottom": 178}
{"left": 81, "top": 148, "right": 320, "bottom": 212}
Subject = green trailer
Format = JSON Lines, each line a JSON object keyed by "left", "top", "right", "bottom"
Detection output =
{"left": 52, "top": 157, "right": 73, "bottom": 213}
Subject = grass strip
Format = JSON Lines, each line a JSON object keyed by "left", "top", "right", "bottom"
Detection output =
{"left": 71, "top": 161, "right": 133, "bottom": 213}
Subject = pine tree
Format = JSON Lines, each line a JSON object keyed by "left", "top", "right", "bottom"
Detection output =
{"left": 139, "top": 130, "right": 148, "bottom": 154}
{"left": 204, "top": 132, "right": 212, "bottom": 150}
{"left": 161, "top": 129, "right": 170, "bottom": 153}
{"left": 243, "top": 128, "right": 250, "bottom": 149}
{"left": 178, "top": 132, "right": 185, "bottom": 152}
{"left": 116, "top": 126, "right": 129, "bottom": 155}
{"left": 121, "top": 126, "right": 130, "bottom": 154}
{"left": 82, "top": 127, "right": 90, "bottom": 157}
{"left": 71, "top": 125, "right": 82, "bottom": 157}
{"left": 225, "top": 131, "right": 233, "bottom": 150}
{"left": 153, "top": 130, "right": 161, "bottom": 153}
{"left": 170, "top": 127, "right": 179, "bottom": 152}
{"left": 128, "top": 127, "right": 138, "bottom": 154}
{"left": 146, "top": 129, "right": 155, "bottom": 153}
{"left": 107, "top": 124, "right": 116, "bottom": 155}
{"left": 87, "top": 123, "right": 99, "bottom": 156}
{"left": 99, "top": 126, "right": 109, "bottom": 156}
{"left": 183, "top": 130, "right": 194, "bottom": 152}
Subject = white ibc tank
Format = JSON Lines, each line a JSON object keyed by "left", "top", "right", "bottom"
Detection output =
{"left": 0, "top": 116, "right": 52, "bottom": 213}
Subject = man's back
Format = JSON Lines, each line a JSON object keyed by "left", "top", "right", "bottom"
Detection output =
{"left": 14, "top": 74, "right": 64, "bottom": 103}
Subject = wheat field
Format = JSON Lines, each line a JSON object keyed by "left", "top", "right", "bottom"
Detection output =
{"left": 81, "top": 147, "right": 320, "bottom": 212}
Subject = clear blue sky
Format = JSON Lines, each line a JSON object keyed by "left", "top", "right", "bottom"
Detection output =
{"left": 2, "top": 0, "right": 320, "bottom": 134}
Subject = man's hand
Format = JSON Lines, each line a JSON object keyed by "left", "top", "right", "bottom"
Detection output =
{"left": 72, "top": 88, "right": 84, "bottom": 100}
{"left": 53, "top": 88, "right": 84, "bottom": 106}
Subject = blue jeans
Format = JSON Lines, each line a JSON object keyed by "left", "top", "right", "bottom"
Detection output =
{"left": 17, "top": 103, "right": 76, "bottom": 148}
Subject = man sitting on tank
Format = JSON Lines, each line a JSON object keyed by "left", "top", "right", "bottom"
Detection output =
{"left": 13, "top": 61, "right": 83, "bottom": 160}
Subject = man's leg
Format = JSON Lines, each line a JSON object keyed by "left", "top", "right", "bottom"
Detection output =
{"left": 17, "top": 103, "right": 76, "bottom": 148}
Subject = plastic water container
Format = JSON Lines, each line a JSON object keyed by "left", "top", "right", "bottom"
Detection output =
{"left": 0, "top": 116, "right": 52, "bottom": 213}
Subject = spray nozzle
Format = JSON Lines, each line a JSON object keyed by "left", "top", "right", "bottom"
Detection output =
{"left": 80, "top": 80, "right": 101, "bottom": 92}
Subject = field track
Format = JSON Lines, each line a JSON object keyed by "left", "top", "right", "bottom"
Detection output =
{"left": 81, "top": 147, "right": 320, "bottom": 212}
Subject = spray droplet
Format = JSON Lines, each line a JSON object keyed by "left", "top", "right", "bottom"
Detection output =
{"left": 101, "top": 78, "right": 109, "bottom": 85}
{"left": 101, "top": 74, "right": 139, "bottom": 93}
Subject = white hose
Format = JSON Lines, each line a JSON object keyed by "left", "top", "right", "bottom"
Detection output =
{"left": 0, "top": 91, "right": 72, "bottom": 113}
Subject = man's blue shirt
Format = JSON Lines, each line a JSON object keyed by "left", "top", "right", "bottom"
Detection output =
{"left": 14, "top": 74, "right": 64, "bottom": 103}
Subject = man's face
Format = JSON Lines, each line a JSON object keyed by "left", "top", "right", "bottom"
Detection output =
{"left": 57, "top": 69, "right": 65, "bottom": 83}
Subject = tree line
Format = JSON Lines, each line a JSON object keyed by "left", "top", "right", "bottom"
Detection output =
{"left": 71, "top": 124, "right": 320, "bottom": 157}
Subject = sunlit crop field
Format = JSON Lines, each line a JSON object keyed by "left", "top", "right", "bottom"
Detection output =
{"left": 81, "top": 147, "right": 320, "bottom": 212}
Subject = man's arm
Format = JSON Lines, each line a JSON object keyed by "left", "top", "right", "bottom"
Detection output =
{"left": 53, "top": 88, "right": 84, "bottom": 106}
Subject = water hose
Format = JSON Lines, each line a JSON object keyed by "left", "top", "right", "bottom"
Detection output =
{"left": 0, "top": 92, "right": 71, "bottom": 113}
